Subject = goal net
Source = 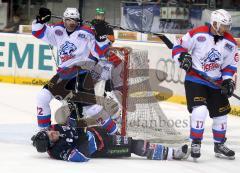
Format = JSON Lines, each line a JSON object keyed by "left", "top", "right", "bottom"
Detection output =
{"left": 97, "top": 47, "right": 189, "bottom": 143}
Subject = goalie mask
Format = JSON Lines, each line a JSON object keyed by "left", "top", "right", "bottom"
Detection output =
{"left": 31, "top": 131, "right": 50, "bottom": 153}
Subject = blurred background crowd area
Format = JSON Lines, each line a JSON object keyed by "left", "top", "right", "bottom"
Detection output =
{"left": 0, "top": 0, "right": 239, "bottom": 37}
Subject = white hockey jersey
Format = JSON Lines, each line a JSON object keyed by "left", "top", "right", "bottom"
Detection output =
{"left": 32, "top": 20, "right": 99, "bottom": 71}
{"left": 172, "top": 25, "right": 238, "bottom": 88}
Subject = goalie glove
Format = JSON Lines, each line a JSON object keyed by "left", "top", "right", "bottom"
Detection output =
{"left": 91, "top": 19, "right": 108, "bottom": 42}
{"left": 36, "top": 7, "right": 51, "bottom": 24}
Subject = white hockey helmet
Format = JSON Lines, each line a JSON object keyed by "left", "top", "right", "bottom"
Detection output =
{"left": 210, "top": 9, "right": 232, "bottom": 32}
{"left": 63, "top": 7, "right": 80, "bottom": 19}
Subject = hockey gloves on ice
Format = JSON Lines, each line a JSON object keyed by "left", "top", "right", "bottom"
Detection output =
{"left": 91, "top": 19, "right": 108, "bottom": 42}
{"left": 221, "top": 79, "right": 235, "bottom": 98}
{"left": 178, "top": 52, "right": 192, "bottom": 72}
{"left": 36, "top": 7, "right": 51, "bottom": 24}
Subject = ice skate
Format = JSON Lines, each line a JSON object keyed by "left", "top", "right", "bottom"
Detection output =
{"left": 173, "top": 144, "right": 190, "bottom": 160}
{"left": 214, "top": 142, "right": 235, "bottom": 160}
{"left": 191, "top": 140, "right": 201, "bottom": 161}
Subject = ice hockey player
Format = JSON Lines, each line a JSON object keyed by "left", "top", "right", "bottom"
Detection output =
{"left": 87, "top": 7, "right": 123, "bottom": 123}
{"left": 31, "top": 124, "right": 189, "bottom": 162}
{"left": 91, "top": 7, "right": 115, "bottom": 44}
{"left": 32, "top": 7, "right": 118, "bottom": 135}
{"left": 172, "top": 9, "right": 237, "bottom": 160}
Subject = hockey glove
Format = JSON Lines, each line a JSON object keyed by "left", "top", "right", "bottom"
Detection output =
{"left": 36, "top": 7, "right": 51, "bottom": 24}
{"left": 178, "top": 52, "right": 192, "bottom": 72}
{"left": 91, "top": 19, "right": 108, "bottom": 42}
{"left": 221, "top": 79, "right": 235, "bottom": 98}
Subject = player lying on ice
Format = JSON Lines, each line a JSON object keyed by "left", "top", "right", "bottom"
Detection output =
{"left": 31, "top": 124, "right": 190, "bottom": 162}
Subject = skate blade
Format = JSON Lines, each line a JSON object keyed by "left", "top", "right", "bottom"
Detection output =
{"left": 215, "top": 153, "right": 235, "bottom": 160}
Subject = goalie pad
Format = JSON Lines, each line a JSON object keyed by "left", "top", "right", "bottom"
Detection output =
{"left": 54, "top": 104, "right": 70, "bottom": 125}
{"left": 55, "top": 104, "right": 111, "bottom": 127}
{"left": 54, "top": 88, "right": 120, "bottom": 125}
{"left": 95, "top": 94, "right": 120, "bottom": 116}
{"left": 47, "top": 72, "right": 97, "bottom": 105}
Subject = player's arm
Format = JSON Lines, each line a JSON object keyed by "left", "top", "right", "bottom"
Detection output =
{"left": 220, "top": 43, "right": 238, "bottom": 97}
{"left": 48, "top": 140, "right": 90, "bottom": 162}
{"left": 107, "top": 25, "right": 115, "bottom": 43}
{"left": 172, "top": 32, "right": 195, "bottom": 72}
{"left": 50, "top": 148, "right": 90, "bottom": 162}
{"left": 221, "top": 44, "right": 238, "bottom": 80}
{"left": 32, "top": 7, "right": 57, "bottom": 46}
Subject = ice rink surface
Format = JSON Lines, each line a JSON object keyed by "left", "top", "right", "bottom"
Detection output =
{"left": 0, "top": 83, "right": 240, "bottom": 173}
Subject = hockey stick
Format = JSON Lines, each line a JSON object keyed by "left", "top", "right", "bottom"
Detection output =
{"left": 51, "top": 15, "right": 82, "bottom": 23}
{"left": 108, "top": 24, "right": 173, "bottom": 49}
{"left": 51, "top": 15, "right": 173, "bottom": 49}
{"left": 197, "top": 72, "right": 240, "bottom": 100}
{"left": 49, "top": 45, "right": 59, "bottom": 67}
{"left": 51, "top": 15, "right": 63, "bottom": 20}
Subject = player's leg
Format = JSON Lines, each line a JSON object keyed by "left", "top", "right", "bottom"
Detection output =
{"left": 89, "top": 127, "right": 132, "bottom": 158}
{"left": 89, "top": 127, "right": 189, "bottom": 160}
{"left": 36, "top": 87, "right": 54, "bottom": 129}
{"left": 207, "top": 88, "right": 235, "bottom": 159}
{"left": 185, "top": 81, "right": 208, "bottom": 159}
{"left": 36, "top": 73, "right": 66, "bottom": 129}
{"left": 132, "top": 139, "right": 189, "bottom": 160}
{"left": 45, "top": 74, "right": 79, "bottom": 127}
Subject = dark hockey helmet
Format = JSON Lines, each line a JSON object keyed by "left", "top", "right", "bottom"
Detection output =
{"left": 31, "top": 131, "right": 50, "bottom": 153}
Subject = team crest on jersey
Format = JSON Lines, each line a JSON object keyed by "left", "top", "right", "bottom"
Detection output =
{"left": 201, "top": 48, "right": 221, "bottom": 72}
{"left": 55, "top": 29, "right": 63, "bottom": 36}
{"left": 78, "top": 33, "right": 86, "bottom": 38}
{"left": 59, "top": 41, "right": 77, "bottom": 62}
{"left": 224, "top": 43, "right": 233, "bottom": 52}
{"left": 197, "top": 36, "right": 206, "bottom": 42}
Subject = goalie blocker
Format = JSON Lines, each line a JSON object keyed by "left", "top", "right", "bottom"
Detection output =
{"left": 31, "top": 124, "right": 189, "bottom": 162}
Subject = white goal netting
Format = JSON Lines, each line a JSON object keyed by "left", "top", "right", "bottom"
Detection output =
{"left": 96, "top": 47, "right": 189, "bottom": 144}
